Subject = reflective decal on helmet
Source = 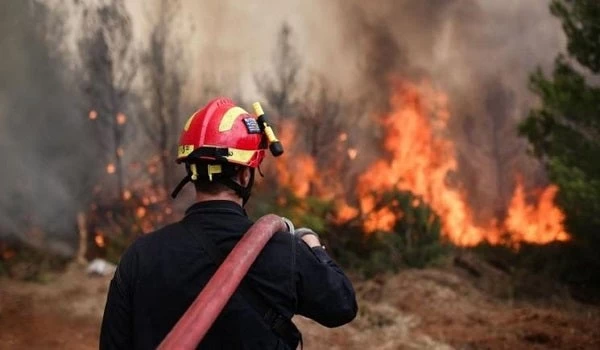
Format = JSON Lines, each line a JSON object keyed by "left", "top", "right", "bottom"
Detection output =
{"left": 178, "top": 144, "right": 195, "bottom": 158}
{"left": 183, "top": 113, "right": 196, "bottom": 131}
{"left": 224, "top": 148, "right": 256, "bottom": 164}
{"left": 218, "top": 106, "right": 248, "bottom": 132}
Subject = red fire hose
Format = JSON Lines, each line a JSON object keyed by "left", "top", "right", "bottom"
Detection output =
{"left": 158, "top": 214, "right": 288, "bottom": 349}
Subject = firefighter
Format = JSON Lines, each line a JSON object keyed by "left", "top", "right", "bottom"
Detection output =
{"left": 100, "top": 97, "right": 357, "bottom": 349}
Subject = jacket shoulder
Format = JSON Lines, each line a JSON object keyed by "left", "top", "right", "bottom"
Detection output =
{"left": 133, "top": 222, "right": 185, "bottom": 248}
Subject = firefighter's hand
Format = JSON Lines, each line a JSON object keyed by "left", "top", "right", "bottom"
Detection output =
{"left": 295, "top": 228, "right": 321, "bottom": 248}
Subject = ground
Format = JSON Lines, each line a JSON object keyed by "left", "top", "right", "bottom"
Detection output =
{"left": 1, "top": 265, "right": 599, "bottom": 349}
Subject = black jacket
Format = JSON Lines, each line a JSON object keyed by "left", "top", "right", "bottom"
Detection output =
{"left": 100, "top": 200, "right": 357, "bottom": 349}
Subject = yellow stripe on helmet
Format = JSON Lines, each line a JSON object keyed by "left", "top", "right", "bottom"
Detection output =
{"left": 226, "top": 148, "right": 256, "bottom": 165}
{"left": 178, "top": 144, "right": 195, "bottom": 158}
{"left": 218, "top": 106, "right": 247, "bottom": 132}
{"left": 183, "top": 113, "right": 196, "bottom": 131}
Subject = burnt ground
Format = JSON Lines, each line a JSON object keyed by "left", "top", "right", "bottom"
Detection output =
{"left": 1, "top": 265, "right": 599, "bottom": 350}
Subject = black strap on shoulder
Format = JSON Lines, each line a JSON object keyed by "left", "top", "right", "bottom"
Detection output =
{"left": 178, "top": 221, "right": 301, "bottom": 349}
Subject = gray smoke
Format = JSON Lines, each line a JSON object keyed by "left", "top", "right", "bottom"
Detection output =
{"left": 330, "top": 0, "right": 565, "bottom": 221}
{"left": 0, "top": 0, "right": 567, "bottom": 245}
{"left": 173, "top": 0, "right": 565, "bottom": 200}
{"left": 174, "top": 0, "right": 565, "bottom": 221}
{"left": 0, "top": 1, "right": 97, "bottom": 252}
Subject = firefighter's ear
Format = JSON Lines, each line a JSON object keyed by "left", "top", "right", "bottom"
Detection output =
{"left": 239, "top": 167, "right": 252, "bottom": 187}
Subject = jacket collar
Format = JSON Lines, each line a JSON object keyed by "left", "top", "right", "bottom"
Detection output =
{"left": 184, "top": 200, "right": 246, "bottom": 217}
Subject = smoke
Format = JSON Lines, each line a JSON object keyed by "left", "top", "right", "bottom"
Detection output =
{"left": 170, "top": 0, "right": 565, "bottom": 221}
{"left": 0, "top": 1, "right": 97, "bottom": 252}
{"left": 328, "top": 0, "right": 566, "bottom": 221}
{"left": 0, "top": 0, "right": 567, "bottom": 246}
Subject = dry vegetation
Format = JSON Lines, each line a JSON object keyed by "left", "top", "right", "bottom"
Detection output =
{"left": 1, "top": 262, "right": 598, "bottom": 350}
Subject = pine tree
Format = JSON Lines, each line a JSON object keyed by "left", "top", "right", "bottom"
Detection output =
{"left": 520, "top": 0, "right": 600, "bottom": 241}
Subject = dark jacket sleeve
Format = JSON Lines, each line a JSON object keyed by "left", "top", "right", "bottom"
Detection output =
{"left": 99, "top": 244, "right": 137, "bottom": 349}
{"left": 294, "top": 238, "right": 358, "bottom": 327}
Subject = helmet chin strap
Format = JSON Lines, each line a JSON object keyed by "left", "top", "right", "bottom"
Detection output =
{"left": 171, "top": 175, "right": 191, "bottom": 198}
{"left": 219, "top": 168, "right": 255, "bottom": 206}
{"left": 171, "top": 166, "right": 255, "bottom": 206}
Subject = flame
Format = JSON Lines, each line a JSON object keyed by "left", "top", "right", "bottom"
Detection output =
{"left": 136, "top": 206, "right": 147, "bottom": 218}
{"left": 335, "top": 202, "right": 359, "bottom": 223}
{"left": 94, "top": 233, "right": 106, "bottom": 248}
{"left": 348, "top": 148, "right": 358, "bottom": 160}
{"left": 355, "top": 81, "right": 568, "bottom": 246}
{"left": 363, "top": 207, "right": 399, "bottom": 233}
{"left": 89, "top": 110, "right": 98, "bottom": 120}
{"left": 275, "top": 122, "right": 322, "bottom": 198}
{"left": 116, "top": 113, "right": 127, "bottom": 125}
{"left": 85, "top": 79, "right": 567, "bottom": 249}
{"left": 505, "top": 180, "right": 569, "bottom": 243}
{"left": 273, "top": 121, "right": 345, "bottom": 202}
{"left": 89, "top": 150, "right": 175, "bottom": 245}
{"left": 1, "top": 246, "right": 16, "bottom": 260}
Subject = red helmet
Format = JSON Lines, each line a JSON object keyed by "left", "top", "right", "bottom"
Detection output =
{"left": 171, "top": 97, "right": 268, "bottom": 200}
{"left": 177, "top": 97, "right": 267, "bottom": 167}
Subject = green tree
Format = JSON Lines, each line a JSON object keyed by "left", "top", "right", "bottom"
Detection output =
{"left": 519, "top": 0, "right": 600, "bottom": 293}
{"left": 520, "top": 0, "right": 600, "bottom": 240}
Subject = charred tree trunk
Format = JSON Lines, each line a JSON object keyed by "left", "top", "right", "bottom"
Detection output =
{"left": 139, "top": 0, "right": 184, "bottom": 196}
{"left": 77, "top": 0, "right": 136, "bottom": 201}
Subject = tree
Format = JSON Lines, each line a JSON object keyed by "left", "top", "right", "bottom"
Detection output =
{"left": 254, "top": 23, "right": 301, "bottom": 121}
{"left": 77, "top": 0, "right": 137, "bottom": 200}
{"left": 520, "top": 0, "right": 600, "bottom": 239}
{"left": 296, "top": 76, "right": 359, "bottom": 196}
{"left": 519, "top": 0, "right": 600, "bottom": 290}
{"left": 139, "top": 0, "right": 185, "bottom": 194}
{"left": 254, "top": 24, "right": 361, "bottom": 200}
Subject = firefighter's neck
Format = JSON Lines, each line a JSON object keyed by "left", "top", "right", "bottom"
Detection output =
{"left": 195, "top": 190, "right": 243, "bottom": 206}
{"left": 195, "top": 169, "right": 250, "bottom": 206}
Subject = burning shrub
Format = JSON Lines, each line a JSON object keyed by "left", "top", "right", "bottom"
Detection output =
{"left": 292, "top": 189, "right": 453, "bottom": 277}
{"left": 251, "top": 188, "right": 334, "bottom": 236}
{"left": 86, "top": 184, "right": 175, "bottom": 264}
{"left": 362, "top": 190, "right": 450, "bottom": 274}
{"left": 0, "top": 239, "right": 70, "bottom": 282}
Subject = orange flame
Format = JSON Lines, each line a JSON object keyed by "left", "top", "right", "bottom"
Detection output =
{"left": 1, "top": 247, "right": 16, "bottom": 260}
{"left": 335, "top": 202, "right": 360, "bottom": 224}
{"left": 347, "top": 148, "right": 358, "bottom": 160}
{"left": 505, "top": 180, "right": 568, "bottom": 244}
{"left": 136, "top": 206, "right": 147, "bottom": 218}
{"left": 116, "top": 113, "right": 127, "bottom": 125}
{"left": 89, "top": 110, "right": 98, "bottom": 120}
{"left": 106, "top": 163, "right": 116, "bottom": 174}
{"left": 94, "top": 233, "right": 106, "bottom": 248}
{"left": 275, "top": 122, "right": 323, "bottom": 199}
{"left": 355, "top": 81, "right": 568, "bottom": 246}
